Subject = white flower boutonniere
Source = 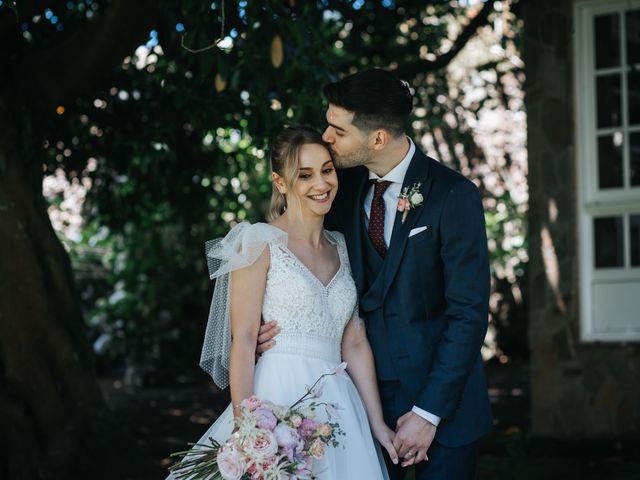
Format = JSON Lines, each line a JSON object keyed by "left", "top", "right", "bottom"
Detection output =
{"left": 397, "top": 182, "right": 423, "bottom": 223}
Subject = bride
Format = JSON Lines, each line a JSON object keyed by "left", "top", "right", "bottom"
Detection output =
{"left": 170, "top": 126, "right": 396, "bottom": 479}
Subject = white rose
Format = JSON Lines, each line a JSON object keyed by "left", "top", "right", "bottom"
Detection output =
{"left": 290, "top": 414, "right": 303, "bottom": 427}
{"left": 217, "top": 448, "right": 245, "bottom": 480}
{"left": 410, "top": 192, "right": 423, "bottom": 205}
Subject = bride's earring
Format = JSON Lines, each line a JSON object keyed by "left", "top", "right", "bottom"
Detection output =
{"left": 277, "top": 188, "right": 287, "bottom": 212}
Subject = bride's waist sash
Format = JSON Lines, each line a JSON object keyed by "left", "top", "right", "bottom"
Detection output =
{"left": 262, "top": 332, "right": 341, "bottom": 364}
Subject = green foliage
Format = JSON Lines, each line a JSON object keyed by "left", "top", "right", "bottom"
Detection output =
{"left": 28, "top": 0, "right": 526, "bottom": 374}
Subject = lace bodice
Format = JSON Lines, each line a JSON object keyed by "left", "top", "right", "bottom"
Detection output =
{"left": 200, "top": 222, "right": 357, "bottom": 388}
{"left": 260, "top": 224, "right": 357, "bottom": 364}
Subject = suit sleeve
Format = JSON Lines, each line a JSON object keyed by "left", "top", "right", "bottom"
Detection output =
{"left": 415, "top": 180, "right": 490, "bottom": 420}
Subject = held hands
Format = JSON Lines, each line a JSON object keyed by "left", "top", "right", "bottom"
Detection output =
{"left": 256, "top": 321, "right": 434, "bottom": 469}
{"left": 394, "top": 411, "right": 437, "bottom": 467}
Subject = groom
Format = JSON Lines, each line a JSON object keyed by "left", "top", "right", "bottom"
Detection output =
{"left": 261, "top": 69, "right": 492, "bottom": 479}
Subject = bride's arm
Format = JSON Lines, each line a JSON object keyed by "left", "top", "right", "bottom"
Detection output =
{"left": 341, "top": 319, "right": 399, "bottom": 465}
{"left": 229, "top": 247, "right": 270, "bottom": 417}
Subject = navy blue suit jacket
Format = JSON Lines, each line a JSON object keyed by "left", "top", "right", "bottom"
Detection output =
{"left": 326, "top": 146, "right": 492, "bottom": 447}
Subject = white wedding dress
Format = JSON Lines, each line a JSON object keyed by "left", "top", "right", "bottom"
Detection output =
{"left": 169, "top": 222, "right": 388, "bottom": 479}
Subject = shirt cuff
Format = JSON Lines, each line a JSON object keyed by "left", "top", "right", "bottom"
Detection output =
{"left": 412, "top": 406, "right": 441, "bottom": 426}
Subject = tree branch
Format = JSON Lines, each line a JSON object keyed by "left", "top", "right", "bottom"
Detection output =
{"left": 17, "top": 0, "right": 159, "bottom": 112}
{"left": 394, "top": 0, "right": 497, "bottom": 78}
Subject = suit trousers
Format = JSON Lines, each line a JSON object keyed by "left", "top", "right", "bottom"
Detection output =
{"left": 378, "top": 379, "right": 479, "bottom": 480}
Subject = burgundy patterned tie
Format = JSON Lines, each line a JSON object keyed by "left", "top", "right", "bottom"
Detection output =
{"left": 368, "top": 180, "right": 392, "bottom": 257}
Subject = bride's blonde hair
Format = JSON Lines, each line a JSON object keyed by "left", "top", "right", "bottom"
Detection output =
{"left": 267, "top": 126, "right": 329, "bottom": 222}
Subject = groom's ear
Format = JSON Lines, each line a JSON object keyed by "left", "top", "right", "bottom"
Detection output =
{"left": 371, "top": 129, "right": 390, "bottom": 151}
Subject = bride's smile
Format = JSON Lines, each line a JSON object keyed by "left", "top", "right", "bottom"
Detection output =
{"left": 292, "top": 142, "right": 338, "bottom": 217}
{"left": 309, "top": 191, "right": 330, "bottom": 202}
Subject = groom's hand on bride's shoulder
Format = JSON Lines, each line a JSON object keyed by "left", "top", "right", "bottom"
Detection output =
{"left": 256, "top": 320, "right": 280, "bottom": 355}
{"left": 393, "top": 411, "right": 437, "bottom": 467}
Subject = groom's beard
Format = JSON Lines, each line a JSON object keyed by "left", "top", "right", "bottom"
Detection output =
{"left": 332, "top": 145, "right": 373, "bottom": 169}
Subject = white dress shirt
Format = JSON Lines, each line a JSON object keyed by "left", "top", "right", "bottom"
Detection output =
{"left": 363, "top": 139, "right": 415, "bottom": 244}
{"left": 363, "top": 138, "right": 441, "bottom": 428}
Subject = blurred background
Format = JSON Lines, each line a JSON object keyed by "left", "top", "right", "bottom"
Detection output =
{"left": 0, "top": 0, "right": 638, "bottom": 479}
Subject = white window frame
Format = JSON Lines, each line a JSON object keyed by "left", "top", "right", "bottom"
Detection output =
{"left": 575, "top": 0, "right": 640, "bottom": 341}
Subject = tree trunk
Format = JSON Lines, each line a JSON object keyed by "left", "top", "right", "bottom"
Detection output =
{"left": 0, "top": 97, "right": 142, "bottom": 479}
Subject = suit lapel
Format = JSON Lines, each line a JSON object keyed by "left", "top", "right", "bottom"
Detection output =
{"left": 381, "top": 149, "right": 433, "bottom": 299}
{"left": 343, "top": 170, "right": 369, "bottom": 295}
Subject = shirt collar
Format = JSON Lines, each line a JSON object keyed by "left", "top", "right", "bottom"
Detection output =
{"left": 368, "top": 137, "right": 415, "bottom": 184}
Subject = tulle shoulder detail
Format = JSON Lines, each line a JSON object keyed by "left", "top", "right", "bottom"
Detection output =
{"left": 205, "top": 222, "right": 288, "bottom": 279}
{"left": 200, "top": 222, "right": 287, "bottom": 389}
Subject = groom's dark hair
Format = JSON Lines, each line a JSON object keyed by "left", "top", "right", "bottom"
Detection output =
{"left": 323, "top": 69, "right": 413, "bottom": 138}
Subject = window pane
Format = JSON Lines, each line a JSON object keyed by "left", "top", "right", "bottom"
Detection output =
{"left": 626, "top": 9, "right": 640, "bottom": 66}
{"left": 594, "top": 14, "right": 620, "bottom": 69}
{"left": 594, "top": 216, "right": 624, "bottom": 268}
{"left": 629, "top": 70, "right": 640, "bottom": 126}
{"left": 632, "top": 215, "right": 640, "bottom": 266}
{"left": 598, "top": 133, "right": 624, "bottom": 189}
{"left": 631, "top": 132, "right": 640, "bottom": 187}
{"left": 596, "top": 75, "right": 622, "bottom": 128}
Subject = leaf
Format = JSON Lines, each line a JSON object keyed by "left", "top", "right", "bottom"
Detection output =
{"left": 271, "top": 35, "right": 284, "bottom": 69}
{"left": 215, "top": 73, "right": 227, "bottom": 92}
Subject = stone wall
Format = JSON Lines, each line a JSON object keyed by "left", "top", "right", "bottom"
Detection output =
{"left": 523, "top": 0, "right": 640, "bottom": 435}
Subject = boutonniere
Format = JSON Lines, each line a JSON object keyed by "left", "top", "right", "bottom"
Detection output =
{"left": 397, "top": 182, "right": 423, "bottom": 223}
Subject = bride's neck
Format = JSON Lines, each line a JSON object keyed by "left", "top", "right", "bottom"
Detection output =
{"left": 275, "top": 211, "right": 325, "bottom": 247}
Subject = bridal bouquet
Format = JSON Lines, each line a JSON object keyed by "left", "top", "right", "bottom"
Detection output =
{"left": 168, "top": 363, "right": 347, "bottom": 480}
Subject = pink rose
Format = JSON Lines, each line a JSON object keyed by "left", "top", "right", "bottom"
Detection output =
{"left": 240, "top": 395, "right": 262, "bottom": 411}
{"left": 254, "top": 407, "right": 277, "bottom": 431}
{"left": 298, "top": 418, "right": 319, "bottom": 438}
{"left": 316, "top": 423, "right": 332, "bottom": 437}
{"left": 217, "top": 448, "right": 245, "bottom": 480}
{"left": 246, "top": 430, "right": 278, "bottom": 457}
{"left": 308, "top": 437, "right": 326, "bottom": 459}
{"left": 246, "top": 463, "right": 258, "bottom": 476}
{"left": 397, "top": 198, "right": 411, "bottom": 212}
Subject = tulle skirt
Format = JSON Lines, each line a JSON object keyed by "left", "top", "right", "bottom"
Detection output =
{"left": 168, "top": 351, "right": 389, "bottom": 479}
